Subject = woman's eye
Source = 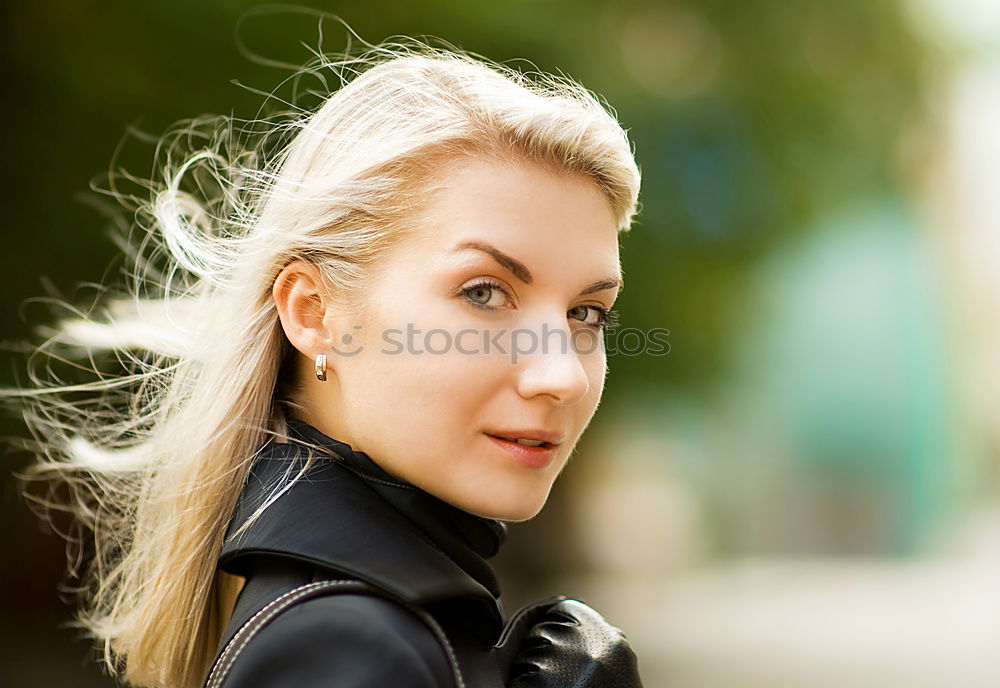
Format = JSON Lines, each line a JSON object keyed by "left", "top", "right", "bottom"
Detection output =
{"left": 460, "top": 280, "right": 511, "bottom": 309}
{"left": 568, "top": 305, "right": 612, "bottom": 328}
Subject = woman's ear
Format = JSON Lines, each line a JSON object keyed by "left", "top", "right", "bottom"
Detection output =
{"left": 272, "top": 259, "right": 337, "bottom": 360}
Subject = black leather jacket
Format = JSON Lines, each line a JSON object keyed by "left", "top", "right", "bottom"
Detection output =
{"left": 209, "top": 419, "right": 533, "bottom": 687}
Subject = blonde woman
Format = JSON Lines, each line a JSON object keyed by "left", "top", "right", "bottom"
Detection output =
{"left": 6, "top": 35, "right": 643, "bottom": 688}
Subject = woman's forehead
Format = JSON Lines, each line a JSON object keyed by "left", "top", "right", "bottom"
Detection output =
{"left": 407, "top": 158, "right": 620, "bottom": 253}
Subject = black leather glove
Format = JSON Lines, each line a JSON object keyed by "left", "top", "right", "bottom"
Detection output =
{"left": 504, "top": 597, "right": 643, "bottom": 687}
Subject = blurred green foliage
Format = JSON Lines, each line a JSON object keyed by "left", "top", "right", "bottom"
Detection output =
{"left": 0, "top": 0, "right": 928, "bottom": 398}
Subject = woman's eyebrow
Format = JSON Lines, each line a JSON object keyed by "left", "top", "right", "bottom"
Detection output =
{"left": 452, "top": 240, "right": 623, "bottom": 295}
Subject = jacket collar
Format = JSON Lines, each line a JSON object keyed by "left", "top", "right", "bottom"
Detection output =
{"left": 218, "top": 420, "right": 507, "bottom": 643}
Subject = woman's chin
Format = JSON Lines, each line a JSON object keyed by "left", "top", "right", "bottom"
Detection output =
{"left": 455, "top": 488, "right": 550, "bottom": 523}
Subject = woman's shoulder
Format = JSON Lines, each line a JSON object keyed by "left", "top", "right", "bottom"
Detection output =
{"left": 219, "top": 593, "right": 452, "bottom": 688}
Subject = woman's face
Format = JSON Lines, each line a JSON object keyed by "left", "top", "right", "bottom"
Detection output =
{"left": 301, "top": 156, "right": 621, "bottom": 521}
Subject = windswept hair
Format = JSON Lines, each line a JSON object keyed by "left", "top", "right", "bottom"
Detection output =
{"left": 2, "top": 27, "right": 640, "bottom": 688}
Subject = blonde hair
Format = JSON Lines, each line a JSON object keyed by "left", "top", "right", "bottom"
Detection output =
{"left": 2, "top": 31, "right": 640, "bottom": 688}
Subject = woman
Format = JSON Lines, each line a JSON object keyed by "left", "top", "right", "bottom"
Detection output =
{"left": 6, "top": 36, "right": 643, "bottom": 688}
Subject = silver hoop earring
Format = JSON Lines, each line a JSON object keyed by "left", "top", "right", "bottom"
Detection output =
{"left": 315, "top": 354, "right": 328, "bottom": 382}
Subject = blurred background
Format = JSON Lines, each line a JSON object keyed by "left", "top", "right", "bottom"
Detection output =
{"left": 2, "top": 1, "right": 998, "bottom": 686}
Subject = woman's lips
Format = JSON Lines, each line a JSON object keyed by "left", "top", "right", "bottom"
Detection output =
{"left": 485, "top": 433, "right": 556, "bottom": 469}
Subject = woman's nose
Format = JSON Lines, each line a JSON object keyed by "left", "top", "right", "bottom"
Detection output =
{"left": 512, "top": 320, "right": 592, "bottom": 405}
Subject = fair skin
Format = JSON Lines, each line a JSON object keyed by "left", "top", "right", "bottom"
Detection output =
{"left": 273, "top": 155, "right": 621, "bottom": 521}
